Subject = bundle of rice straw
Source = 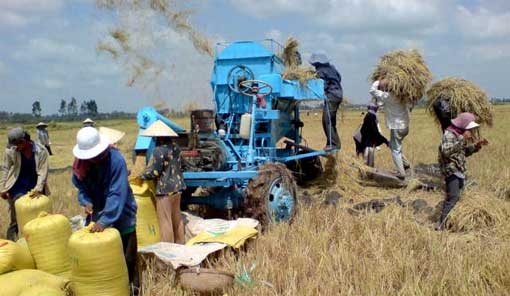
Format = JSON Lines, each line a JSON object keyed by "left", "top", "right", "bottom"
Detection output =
{"left": 370, "top": 49, "right": 432, "bottom": 104}
{"left": 280, "top": 37, "right": 317, "bottom": 85}
{"left": 426, "top": 77, "right": 494, "bottom": 126}
{"left": 446, "top": 191, "right": 509, "bottom": 232}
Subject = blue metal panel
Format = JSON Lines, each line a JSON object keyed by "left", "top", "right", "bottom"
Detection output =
{"left": 280, "top": 79, "right": 325, "bottom": 100}
{"left": 183, "top": 171, "right": 259, "bottom": 180}
{"left": 137, "top": 106, "right": 186, "bottom": 131}
{"left": 255, "top": 109, "right": 279, "bottom": 120}
{"left": 277, "top": 150, "right": 336, "bottom": 162}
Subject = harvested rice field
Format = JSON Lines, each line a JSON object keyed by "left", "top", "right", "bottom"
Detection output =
{"left": 1, "top": 105, "right": 509, "bottom": 295}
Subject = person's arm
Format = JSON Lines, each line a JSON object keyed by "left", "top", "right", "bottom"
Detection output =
{"left": 72, "top": 174, "right": 93, "bottom": 207}
{"left": 34, "top": 147, "right": 49, "bottom": 193}
{"left": 369, "top": 81, "right": 389, "bottom": 105}
{"left": 465, "top": 139, "right": 488, "bottom": 157}
{"left": 140, "top": 148, "right": 164, "bottom": 180}
{"left": 0, "top": 149, "right": 12, "bottom": 196}
{"left": 97, "top": 159, "right": 130, "bottom": 227}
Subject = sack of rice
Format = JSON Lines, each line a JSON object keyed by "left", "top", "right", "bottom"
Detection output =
{"left": 24, "top": 212, "right": 72, "bottom": 275}
{"left": 69, "top": 223, "right": 130, "bottom": 296}
{"left": 15, "top": 193, "right": 52, "bottom": 237}
{"left": 131, "top": 179, "right": 160, "bottom": 247}
{"left": 18, "top": 285, "right": 65, "bottom": 296}
{"left": 0, "top": 269, "right": 70, "bottom": 296}
{"left": 0, "top": 239, "right": 35, "bottom": 275}
{"left": 370, "top": 49, "right": 432, "bottom": 104}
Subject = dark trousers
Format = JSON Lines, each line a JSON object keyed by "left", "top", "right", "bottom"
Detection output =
{"left": 439, "top": 175, "right": 465, "bottom": 228}
{"left": 121, "top": 231, "right": 138, "bottom": 287}
{"left": 6, "top": 198, "right": 18, "bottom": 241}
{"left": 322, "top": 100, "right": 341, "bottom": 149}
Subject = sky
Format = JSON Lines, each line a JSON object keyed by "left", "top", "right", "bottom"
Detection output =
{"left": 0, "top": 0, "right": 509, "bottom": 114}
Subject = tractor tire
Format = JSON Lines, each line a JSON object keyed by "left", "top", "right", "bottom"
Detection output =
{"left": 244, "top": 163, "right": 298, "bottom": 226}
{"left": 291, "top": 155, "right": 323, "bottom": 185}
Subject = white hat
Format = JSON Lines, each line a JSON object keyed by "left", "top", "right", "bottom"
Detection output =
{"left": 309, "top": 51, "right": 330, "bottom": 64}
{"left": 73, "top": 127, "right": 110, "bottom": 160}
{"left": 141, "top": 120, "right": 178, "bottom": 137}
{"left": 465, "top": 121, "right": 480, "bottom": 130}
{"left": 99, "top": 126, "right": 126, "bottom": 144}
{"left": 83, "top": 118, "right": 95, "bottom": 124}
{"left": 36, "top": 122, "right": 48, "bottom": 128}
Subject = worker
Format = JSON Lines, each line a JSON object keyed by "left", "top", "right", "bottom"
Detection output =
{"left": 370, "top": 78, "right": 411, "bottom": 180}
{"left": 71, "top": 127, "right": 138, "bottom": 286}
{"left": 437, "top": 112, "right": 488, "bottom": 230}
{"left": 36, "top": 122, "right": 53, "bottom": 155}
{"left": 82, "top": 118, "right": 95, "bottom": 127}
{"left": 353, "top": 103, "right": 389, "bottom": 167}
{"left": 309, "top": 51, "right": 343, "bottom": 150}
{"left": 0, "top": 127, "right": 49, "bottom": 241}
{"left": 137, "top": 120, "right": 186, "bottom": 244}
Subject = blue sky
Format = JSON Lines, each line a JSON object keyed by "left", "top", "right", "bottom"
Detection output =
{"left": 0, "top": 0, "right": 509, "bottom": 114}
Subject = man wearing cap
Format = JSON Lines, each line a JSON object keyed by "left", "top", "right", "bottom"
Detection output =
{"left": 82, "top": 118, "right": 95, "bottom": 127}
{"left": 36, "top": 122, "right": 53, "bottom": 156}
{"left": 137, "top": 120, "right": 186, "bottom": 244}
{"left": 1, "top": 127, "right": 49, "bottom": 240}
{"left": 71, "top": 127, "right": 138, "bottom": 284}
{"left": 437, "top": 112, "right": 488, "bottom": 230}
{"left": 309, "top": 51, "right": 343, "bottom": 150}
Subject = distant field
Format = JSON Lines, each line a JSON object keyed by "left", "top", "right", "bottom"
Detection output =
{"left": 1, "top": 105, "right": 509, "bottom": 295}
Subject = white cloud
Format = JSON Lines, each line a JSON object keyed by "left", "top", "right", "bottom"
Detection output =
{"left": 465, "top": 43, "right": 510, "bottom": 60}
{"left": 0, "top": 0, "right": 64, "bottom": 27}
{"left": 0, "top": 60, "right": 6, "bottom": 76}
{"left": 456, "top": 6, "right": 510, "bottom": 39}
{"left": 265, "top": 29, "right": 283, "bottom": 43}
{"left": 42, "top": 78, "right": 64, "bottom": 89}
{"left": 14, "top": 38, "right": 88, "bottom": 62}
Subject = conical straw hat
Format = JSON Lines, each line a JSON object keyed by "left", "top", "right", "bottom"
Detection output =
{"left": 99, "top": 126, "right": 126, "bottom": 144}
{"left": 83, "top": 118, "right": 95, "bottom": 124}
{"left": 141, "top": 120, "right": 178, "bottom": 137}
{"left": 36, "top": 122, "right": 48, "bottom": 128}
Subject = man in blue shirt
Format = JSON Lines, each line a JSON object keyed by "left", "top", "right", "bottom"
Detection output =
{"left": 71, "top": 127, "right": 137, "bottom": 286}
{"left": 310, "top": 51, "right": 344, "bottom": 149}
{"left": 1, "top": 127, "right": 49, "bottom": 240}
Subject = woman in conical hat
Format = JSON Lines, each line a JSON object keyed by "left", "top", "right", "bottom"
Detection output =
{"left": 137, "top": 120, "right": 185, "bottom": 243}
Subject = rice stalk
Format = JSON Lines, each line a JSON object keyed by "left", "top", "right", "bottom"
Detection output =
{"left": 426, "top": 77, "right": 494, "bottom": 126}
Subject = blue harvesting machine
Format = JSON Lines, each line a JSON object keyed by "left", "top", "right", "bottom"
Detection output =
{"left": 135, "top": 39, "right": 337, "bottom": 224}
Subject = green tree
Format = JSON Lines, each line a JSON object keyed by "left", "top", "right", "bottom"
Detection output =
{"left": 32, "top": 100, "right": 42, "bottom": 117}
{"left": 68, "top": 97, "right": 78, "bottom": 116}
{"left": 58, "top": 99, "right": 67, "bottom": 116}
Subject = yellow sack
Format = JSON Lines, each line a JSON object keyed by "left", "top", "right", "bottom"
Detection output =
{"left": 69, "top": 224, "right": 130, "bottom": 296}
{"left": 15, "top": 193, "right": 52, "bottom": 237}
{"left": 0, "top": 269, "right": 70, "bottom": 296}
{"left": 0, "top": 239, "right": 35, "bottom": 274}
{"left": 130, "top": 179, "right": 160, "bottom": 247}
{"left": 16, "top": 238, "right": 36, "bottom": 270}
{"left": 186, "top": 226, "right": 258, "bottom": 248}
{"left": 18, "top": 286, "right": 65, "bottom": 296}
{"left": 24, "top": 212, "right": 72, "bottom": 275}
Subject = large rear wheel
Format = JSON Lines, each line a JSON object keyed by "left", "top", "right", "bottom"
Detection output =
{"left": 245, "top": 163, "right": 298, "bottom": 226}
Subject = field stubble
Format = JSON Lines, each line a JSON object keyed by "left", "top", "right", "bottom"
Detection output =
{"left": 1, "top": 107, "right": 509, "bottom": 295}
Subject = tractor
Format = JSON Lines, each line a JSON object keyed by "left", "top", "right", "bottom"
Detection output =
{"left": 135, "top": 39, "right": 337, "bottom": 224}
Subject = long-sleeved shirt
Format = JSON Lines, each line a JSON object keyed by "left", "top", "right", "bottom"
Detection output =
{"left": 369, "top": 80, "right": 411, "bottom": 130}
{"left": 438, "top": 130, "right": 479, "bottom": 178}
{"left": 141, "top": 143, "right": 186, "bottom": 195}
{"left": 313, "top": 63, "right": 343, "bottom": 103}
{"left": 37, "top": 129, "right": 50, "bottom": 146}
{"left": 72, "top": 148, "right": 137, "bottom": 233}
{"left": 1, "top": 142, "right": 49, "bottom": 196}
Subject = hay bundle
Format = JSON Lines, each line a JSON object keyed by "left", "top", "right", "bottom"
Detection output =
{"left": 280, "top": 37, "right": 317, "bottom": 85}
{"left": 370, "top": 49, "right": 432, "bottom": 104}
{"left": 426, "top": 77, "right": 494, "bottom": 126}
{"left": 446, "top": 191, "right": 509, "bottom": 232}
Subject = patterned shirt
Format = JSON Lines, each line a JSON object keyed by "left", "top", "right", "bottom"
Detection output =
{"left": 141, "top": 143, "right": 186, "bottom": 195}
{"left": 438, "top": 130, "right": 479, "bottom": 178}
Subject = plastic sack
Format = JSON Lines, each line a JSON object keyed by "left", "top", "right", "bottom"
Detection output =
{"left": 16, "top": 238, "right": 35, "bottom": 270}
{"left": 68, "top": 224, "right": 130, "bottom": 296}
{"left": 18, "top": 286, "right": 65, "bottom": 296}
{"left": 0, "top": 269, "right": 70, "bottom": 296}
{"left": 0, "top": 239, "right": 35, "bottom": 274}
{"left": 130, "top": 179, "right": 160, "bottom": 247}
{"left": 15, "top": 193, "right": 52, "bottom": 237}
{"left": 24, "top": 212, "right": 72, "bottom": 275}
{"left": 186, "top": 226, "right": 258, "bottom": 249}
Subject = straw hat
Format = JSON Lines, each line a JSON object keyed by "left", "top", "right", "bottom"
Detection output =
{"left": 36, "top": 122, "right": 48, "bottom": 128}
{"left": 73, "top": 127, "right": 109, "bottom": 160}
{"left": 83, "top": 118, "right": 95, "bottom": 124}
{"left": 141, "top": 120, "right": 178, "bottom": 137}
{"left": 98, "top": 126, "right": 126, "bottom": 144}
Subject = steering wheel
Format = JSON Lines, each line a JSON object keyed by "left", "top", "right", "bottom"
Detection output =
{"left": 227, "top": 65, "right": 254, "bottom": 93}
{"left": 238, "top": 80, "right": 273, "bottom": 97}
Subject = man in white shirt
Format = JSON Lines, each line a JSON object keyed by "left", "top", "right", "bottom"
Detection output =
{"left": 369, "top": 79, "right": 411, "bottom": 179}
